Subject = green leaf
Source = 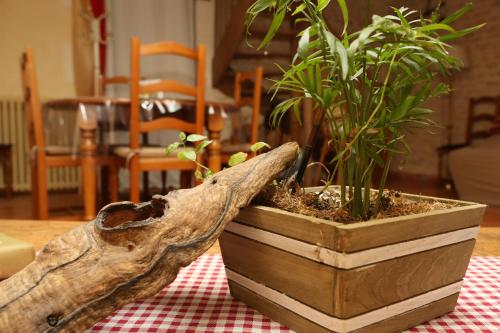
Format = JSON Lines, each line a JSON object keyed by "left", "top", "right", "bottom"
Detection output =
{"left": 204, "top": 169, "right": 214, "bottom": 179}
{"left": 336, "top": 0, "right": 348, "bottom": 36}
{"left": 186, "top": 134, "right": 207, "bottom": 142}
{"left": 317, "top": 0, "right": 331, "bottom": 12}
{"left": 228, "top": 152, "right": 248, "bottom": 166}
{"left": 178, "top": 132, "right": 186, "bottom": 141}
{"left": 292, "top": 3, "right": 306, "bottom": 16}
{"left": 441, "top": 3, "right": 472, "bottom": 25}
{"left": 297, "top": 27, "right": 310, "bottom": 58}
{"left": 366, "top": 147, "right": 384, "bottom": 167}
{"left": 325, "top": 32, "right": 349, "bottom": 80}
{"left": 391, "top": 95, "right": 415, "bottom": 120}
{"left": 258, "top": 7, "right": 286, "bottom": 50}
{"left": 177, "top": 150, "right": 196, "bottom": 161}
{"left": 439, "top": 24, "right": 485, "bottom": 42}
{"left": 250, "top": 142, "right": 271, "bottom": 152}
{"left": 418, "top": 23, "right": 455, "bottom": 33}
{"left": 195, "top": 140, "right": 212, "bottom": 153}
{"left": 165, "top": 142, "right": 180, "bottom": 156}
{"left": 194, "top": 169, "right": 203, "bottom": 180}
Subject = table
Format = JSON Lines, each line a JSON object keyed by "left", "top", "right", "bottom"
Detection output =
{"left": 84, "top": 254, "right": 499, "bottom": 332}
{"left": 44, "top": 96, "right": 233, "bottom": 220}
{"left": 1, "top": 220, "right": 498, "bottom": 332}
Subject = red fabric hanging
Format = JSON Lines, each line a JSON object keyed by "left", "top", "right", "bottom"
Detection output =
{"left": 89, "top": 0, "right": 106, "bottom": 76}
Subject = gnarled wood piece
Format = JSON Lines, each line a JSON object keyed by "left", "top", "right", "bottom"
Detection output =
{"left": 0, "top": 142, "right": 299, "bottom": 333}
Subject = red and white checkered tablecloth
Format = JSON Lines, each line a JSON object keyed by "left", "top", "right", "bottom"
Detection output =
{"left": 89, "top": 255, "right": 500, "bottom": 333}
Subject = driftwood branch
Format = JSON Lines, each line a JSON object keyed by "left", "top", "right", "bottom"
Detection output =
{"left": 0, "top": 142, "right": 298, "bottom": 332}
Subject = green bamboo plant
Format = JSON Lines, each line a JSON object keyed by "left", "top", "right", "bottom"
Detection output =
{"left": 246, "top": 0, "right": 482, "bottom": 219}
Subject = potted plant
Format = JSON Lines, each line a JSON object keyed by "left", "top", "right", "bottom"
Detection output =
{"left": 219, "top": 1, "right": 485, "bottom": 332}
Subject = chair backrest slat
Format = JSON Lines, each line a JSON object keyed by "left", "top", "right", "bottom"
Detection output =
{"left": 129, "top": 37, "right": 206, "bottom": 150}
{"left": 20, "top": 48, "right": 45, "bottom": 150}
{"left": 140, "top": 41, "right": 198, "bottom": 59}
{"left": 98, "top": 75, "right": 129, "bottom": 96}
{"left": 139, "top": 118, "right": 197, "bottom": 134}
{"left": 139, "top": 80, "right": 197, "bottom": 97}
{"left": 467, "top": 95, "right": 500, "bottom": 143}
{"left": 233, "top": 66, "right": 263, "bottom": 144}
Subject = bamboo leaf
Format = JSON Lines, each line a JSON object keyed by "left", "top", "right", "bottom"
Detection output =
{"left": 292, "top": 3, "right": 306, "bottom": 16}
{"left": 258, "top": 7, "right": 287, "bottom": 49}
{"left": 441, "top": 3, "right": 472, "bottom": 25}
{"left": 439, "top": 24, "right": 485, "bottom": 42}
{"left": 297, "top": 27, "right": 310, "bottom": 58}
{"left": 325, "top": 31, "right": 349, "bottom": 80}
{"left": 317, "top": 0, "right": 331, "bottom": 12}
{"left": 336, "top": 0, "right": 349, "bottom": 36}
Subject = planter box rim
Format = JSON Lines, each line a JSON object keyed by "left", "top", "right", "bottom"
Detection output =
{"left": 249, "top": 186, "right": 486, "bottom": 228}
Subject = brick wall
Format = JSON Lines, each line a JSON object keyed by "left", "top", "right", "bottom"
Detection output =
{"left": 325, "top": 0, "right": 500, "bottom": 176}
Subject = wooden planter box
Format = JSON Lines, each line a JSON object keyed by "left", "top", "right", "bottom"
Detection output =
{"left": 219, "top": 188, "right": 486, "bottom": 333}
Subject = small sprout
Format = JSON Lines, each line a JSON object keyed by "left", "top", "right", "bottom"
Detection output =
{"left": 177, "top": 150, "right": 196, "bottom": 161}
{"left": 204, "top": 169, "right": 214, "bottom": 179}
{"left": 195, "top": 140, "right": 213, "bottom": 153}
{"left": 250, "top": 141, "right": 271, "bottom": 152}
{"left": 194, "top": 169, "right": 203, "bottom": 180}
{"left": 165, "top": 142, "right": 180, "bottom": 155}
{"left": 186, "top": 134, "right": 207, "bottom": 142}
{"left": 228, "top": 152, "right": 248, "bottom": 166}
{"left": 178, "top": 132, "right": 186, "bottom": 141}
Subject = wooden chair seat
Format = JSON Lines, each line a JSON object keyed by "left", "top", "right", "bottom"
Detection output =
{"left": 45, "top": 145, "right": 74, "bottom": 156}
{"left": 113, "top": 146, "right": 195, "bottom": 158}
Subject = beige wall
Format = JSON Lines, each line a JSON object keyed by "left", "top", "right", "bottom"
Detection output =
{"left": 0, "top": 0, "right": 75, "bottom": 98}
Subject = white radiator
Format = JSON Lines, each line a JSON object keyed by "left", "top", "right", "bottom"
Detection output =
{"left": 0, "top": 98, "right": 80, "bottom": 192}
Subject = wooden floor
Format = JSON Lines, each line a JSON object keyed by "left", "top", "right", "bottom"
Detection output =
{"left": 1, "top": 178, "right": 498, "bottom": 225}
{"left": 0, "top": 179, "right": 498, "bottom": 256}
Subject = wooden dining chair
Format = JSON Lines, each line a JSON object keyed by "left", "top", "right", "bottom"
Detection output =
{"left": 21, "top": 48, "right": 82, "bottom": 219}
{"left": 98, "top": 74, "right": 166, "bottom": 198}
{"left": 221, "top": 66, "right": 264, "bottom": 163}
{"left": 109, "top": 38, "right": 206, "bottom": 203}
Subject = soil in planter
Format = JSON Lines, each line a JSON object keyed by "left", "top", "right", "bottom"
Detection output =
{"left": 254, "top": 184, "right": 456, "bottom": 224}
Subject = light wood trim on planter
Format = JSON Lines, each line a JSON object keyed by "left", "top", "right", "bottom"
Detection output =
{"left": 228, "top": 281, "right": 459, "bottom": 333}
{"left": 225, "top": 222, "right": 479, "bottom": 269}
{"left": 226, "top": 269, "right": 462, "bottom": 333}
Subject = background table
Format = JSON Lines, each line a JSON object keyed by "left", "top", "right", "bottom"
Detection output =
{"left": 44, "top": 96, "right": 233, "bottom": 220}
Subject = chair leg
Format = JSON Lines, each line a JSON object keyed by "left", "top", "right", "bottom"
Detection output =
{"left": 30, "top": 164, "right": 39, "bottom": 219}
{"left": 36, "top": 158, "right": 49, "bottom": 220}
{"left": 142, "top": 171, "right": 149, "bottom": 200}
{"left": 108, "top": 159, "right": 119, "bottom": 202}
{"left": 180, "top": 170, "right": 192, "bottom": 189}
{"left": 129, "top": 159, "right": 141, "bottom": 203}
{"left": 161, "top": 171, "right": 167, "bottom": 194}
